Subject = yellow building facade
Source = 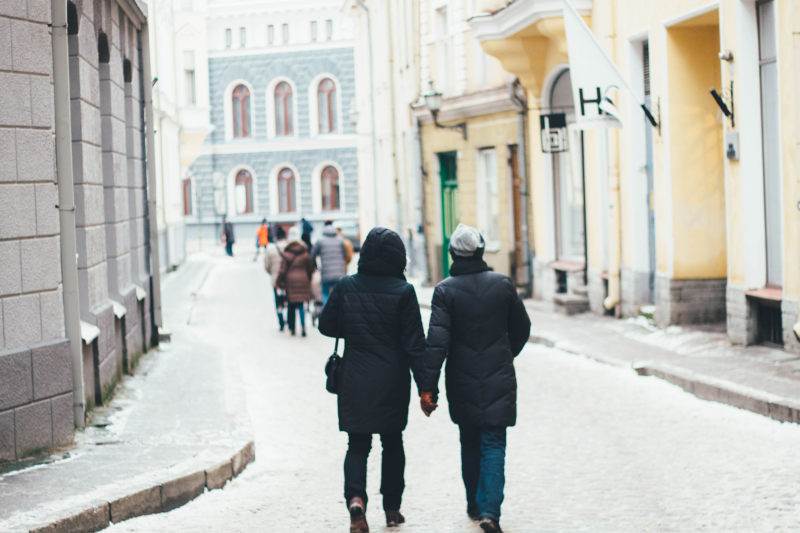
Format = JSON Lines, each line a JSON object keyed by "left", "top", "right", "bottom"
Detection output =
{"left": 470, "top": 0, "right": 799, "bottom": 353}
{"left": 416, "top": 0, "right": 531, "bottom": 286}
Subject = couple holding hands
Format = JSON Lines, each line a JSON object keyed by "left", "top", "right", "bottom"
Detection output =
{"left": 318, "top": 224, "right": 531, "bottom": 533}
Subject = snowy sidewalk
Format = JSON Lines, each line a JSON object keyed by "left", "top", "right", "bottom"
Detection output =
{"left": 0, "top": 255, "right": 255, "bottom": 533}
{"left": 411, "top": 281, "right": 800, "bottom": 425}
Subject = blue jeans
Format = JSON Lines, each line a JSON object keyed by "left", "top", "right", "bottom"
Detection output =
{"left": 459, "top": 426, "right": 506, "bottom": 521}
{"left": 321, "top": 279, "right": 339, "bottom": 306}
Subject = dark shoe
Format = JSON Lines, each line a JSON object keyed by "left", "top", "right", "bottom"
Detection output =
{"left": 290, "top": 328, "right": 296, "bottom": 336}
{"left": 479, "top": 517, "right": 503, "bottom": 533}
{"left": 348, "top": 498, "right": 368, "bottom": 533}
{"left": 385, "top": 510, "right": 405, "bottom": 527}
{"left": 467, "top": 506, "right": 480, "bottom": 521}
{"left": 301, "top": 326, "right": 306, "bottom": 337}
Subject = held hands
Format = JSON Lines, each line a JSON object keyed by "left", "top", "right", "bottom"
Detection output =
{"left": 420, "top": 392, "right": 438, "bottom": 417}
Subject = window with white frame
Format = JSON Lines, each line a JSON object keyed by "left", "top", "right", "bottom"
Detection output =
{"left": 282, "top": 23, "right": 289, "bottom": 44}
{"left": 267, "top": 24, "right": 275, "bottom": 45}
{"left": 278, "top": 167, "right": 296, "bottom": 212}
{"left": 325, "top": 19, "right": 333, "bottom": 40}
{"left": 476, "top": 148, "right": 500, "bottom": 249}
{"left": 274, "top": 81, "right": 293, "bottom": 136}
{"left": 225, "top": 28, "right": 232, "bottom": 48}
{"left": 435, "top": 6, "right": 451, "bottom": 93}
{"left": 231, "top": 84, "right": 251, "bottom": 138}
{"left": 240, "top": 26, "right": 246, "bottom": 47}
{"left": 317, "top": 78, "right": 337, "bottom": 134}
{"left": 183, "top": 51, "right": 196, "bottom": 105}
{"left": 234, "top": 169, "right": 253, "bottom": 214}
{"left": 310, "top": 21, "right": 318, "bottom": 41}
{"left": 320, "top": 165, "right": 340, "bottom": 211}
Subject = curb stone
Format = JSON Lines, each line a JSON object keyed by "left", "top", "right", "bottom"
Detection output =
{"left": 28, "top": 440, "right": 256, "bottom": 533}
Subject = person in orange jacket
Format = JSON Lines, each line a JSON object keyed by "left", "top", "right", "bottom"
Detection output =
{"left": 254, "top": 218, "right": 269, "bottom": 261}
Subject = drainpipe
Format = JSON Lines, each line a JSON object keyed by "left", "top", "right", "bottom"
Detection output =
{"left": 51, "top": 0, "right": 85, "bottom": 427}
{"left": 509, "top": 79, "right": 533, "bottom": 297}
{"left": 354, "top": 0, "right": 379, "bottom": 227}
{"left": 415, "top": 116, "right": 430, "bottom": 284}
{"left": 139, "top": 23, "right": 163, "bottom": 344}
{"left": 602, "top": 0, "right": 622, "bottom": 313}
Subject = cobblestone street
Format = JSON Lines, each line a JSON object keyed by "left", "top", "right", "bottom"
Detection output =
{"left": 106, "top": 252, "right": 800, "bottom": 532}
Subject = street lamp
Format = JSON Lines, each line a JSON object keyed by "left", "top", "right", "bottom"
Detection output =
{"left": 423, "top": 80, "right": 467, "bottom": 140}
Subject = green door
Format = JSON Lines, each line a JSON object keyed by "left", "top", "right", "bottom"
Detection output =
{"left": 439, "top": 152, "right": 458, "bottom": 278}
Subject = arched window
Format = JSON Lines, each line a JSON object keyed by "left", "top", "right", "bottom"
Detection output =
{"left": 275, "top": 82, "right": 293, "bottom": 136}
{"left": 232, "top": 84, "right": 251, "bottom": 138}
{"left": 317, "top": 78, "right": 337, "bottom": 134}
{"left": 234, "top": 169, "right": 253, "bottom": 214}
{"left": 320, "top": 165, "right": 340, "bottom": 211}
{"left": 278, "top": 168, "right": 296, "bottom": 213}
{"left": 182, "top": 178, "right": 192, "bottom": 215}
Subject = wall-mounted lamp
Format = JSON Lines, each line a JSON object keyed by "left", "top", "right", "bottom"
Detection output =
{"left": 424, "top": 80, "right": 467, "bottom": 140}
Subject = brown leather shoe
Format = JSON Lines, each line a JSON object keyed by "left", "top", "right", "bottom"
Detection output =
{"left": 349, "top": 498, "right": 369, "bottom": 533}
{"left": 385, "top": 510, "right": 405, "bottom": 527}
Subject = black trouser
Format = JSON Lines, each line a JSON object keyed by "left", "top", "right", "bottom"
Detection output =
{"left": 286, "top": 302, "right": 305, "bottom": 332}
{"left": 344, "top": 432, "right": 405, "bottom": 511}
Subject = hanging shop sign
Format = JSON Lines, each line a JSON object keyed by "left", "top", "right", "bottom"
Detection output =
{"left": 540, "top": 113, "right": 568, "bottom": 153}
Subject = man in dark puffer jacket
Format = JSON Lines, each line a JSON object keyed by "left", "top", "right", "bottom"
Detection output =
{"left": 422, "top": 224, "right": 530, "bottom": 533}
{"left": 319, "top": 227, "right": 427, "bottom": 533}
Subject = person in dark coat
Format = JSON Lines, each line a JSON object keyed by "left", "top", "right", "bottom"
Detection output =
{"left": 422, "top": 224, "right": 531, "bottom": 533}
{"left": 318, "top": 227, "right": 427, "bottom": 533}
{"left": 311, "top": 221, "right": 347, "bottom": 305}
{"left": 222, "top": 215, "right": 235, "bottom": 256}
{"left": 276, "top": 226, "right": 314, "bottom": 336}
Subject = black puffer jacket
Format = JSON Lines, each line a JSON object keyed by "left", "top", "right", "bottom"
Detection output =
{"left": 424, "top": 253, "right": 531, "bottom": 428}
{"left": 318, "top": 227, "right": 427, "bottom": 434}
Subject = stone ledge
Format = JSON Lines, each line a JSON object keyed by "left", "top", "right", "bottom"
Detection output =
{"left": 27, "top": 440, "right": 256, "bottom": 532}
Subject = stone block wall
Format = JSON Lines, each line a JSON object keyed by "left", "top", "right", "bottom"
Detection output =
{"left": 654, "top": 275, "right": 726, "bottom": 327}
{"left": 782, "top": 299, "right": 800, "bottom": 355}
{"left": 620, "top": 267, "right": 652, "bottom": 318}
{"left": 0, "top": 0, "right": 73, "bottom": 463}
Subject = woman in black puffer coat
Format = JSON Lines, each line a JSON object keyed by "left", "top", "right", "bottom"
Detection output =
{"left": 318, "top": 227, "right": 427, "bottom": 533}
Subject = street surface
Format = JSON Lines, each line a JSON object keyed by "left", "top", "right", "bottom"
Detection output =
{"left": 106, "top": 249, "right": 800, "bottom": 532}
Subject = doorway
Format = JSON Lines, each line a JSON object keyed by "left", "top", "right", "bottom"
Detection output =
{"left": 439, "top": 152, "right": 458, "bottom": 278}
{"left": 548, "top": 69, "right": 587, "bottom": 267}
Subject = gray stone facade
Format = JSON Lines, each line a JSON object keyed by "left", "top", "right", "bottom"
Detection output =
{"left": 0, "top": 0, "right": 158, "bottom": 463}
{"left": 726, "top": 285, "right": 756, "bottom": 345}
{"left": 782, "top": 299, "right": 800, "bottom": 355}
{"left": 654, "top": 275, "right": 726, "bottom": 327}
{"left": 587, "top": 269, "right": 605, "bottom": 314}
{"left": 189, "top": 46, "right": 359, "bottom": 233}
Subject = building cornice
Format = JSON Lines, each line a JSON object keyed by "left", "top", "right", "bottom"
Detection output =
{"left": 411, "top": 85, "right": 518, "bottom": 124}
{"left": 469, "top": 0, "right": 592, "bottom": 42}
{"left": 202, "top": 135, "right": 358, "bottom": 156}
{"left": 209, "top": 42, "right": 354, "bottom": 59}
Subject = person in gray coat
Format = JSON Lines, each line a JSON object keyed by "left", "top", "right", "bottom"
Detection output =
{"left": 311, "top": 220, "right": 347, "bottom": 305}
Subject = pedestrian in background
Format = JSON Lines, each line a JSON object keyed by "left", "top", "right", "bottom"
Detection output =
{"left": 311, "top": 220, "right": 347, "bottom": 305}
{"left": 301, "top": 216, "right": 314, "bottom": 250}
{"left": 265, "top": 226, "right": 288, "bottom": 331}
{"left": 318, "top": 227, "right": 428, "bottom": 533}
{"left": 337, "top": 223, "right": 355, "bottom": 270}
{"left": 222, "top": 215, "right": 235, "bottom": 257}
{"left": 276, "top": 226, "right": 314, "bottom": 337}
{"left": 254, "top": 218, "right": 269, "bottom": 261}
{"left": 421, "top": 224, "right": 531, "bottom": 533}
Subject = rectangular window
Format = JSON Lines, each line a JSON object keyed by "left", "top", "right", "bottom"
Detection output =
{"left": 225, "top": 28, "right": 232, "bottom": 48}
{"left": 326, "top": 19, "right": 333, "bottom": 40}
{"left": 183, "top": 51, "right": 196, "bottom": 105}
{"left": 435, "top": 7, "right": 451, "bottom": 92}
{"left": 476, "top": 148, "right": 500, "bottom": 249}
{"left": 267, "top": 24, "right": 275, "bottom": 45}
{"left": 282, "top": 23, "right": 289, "bottom": 44}
{"left": 240, "top": 27, "right": 246, "bottom": 47}
{"left": 310, "top": 21, "right": 318, "bottom": 42}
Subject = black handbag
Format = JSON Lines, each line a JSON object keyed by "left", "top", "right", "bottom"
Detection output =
{"left": 324, "top": 337, "right": 341, "bottom": 394}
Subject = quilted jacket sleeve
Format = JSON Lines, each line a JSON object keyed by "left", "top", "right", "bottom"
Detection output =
{"left": 423, "top": 284, "right": 450, "bottom": 394}
{"left": 318, "top": 282, "right": 342, "bottom": 338}
{"left": 507, "top": 282, "right": 531, "bottom": 357}
{"left": 399, "top": 285, "right": 427, "bottom": 394}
